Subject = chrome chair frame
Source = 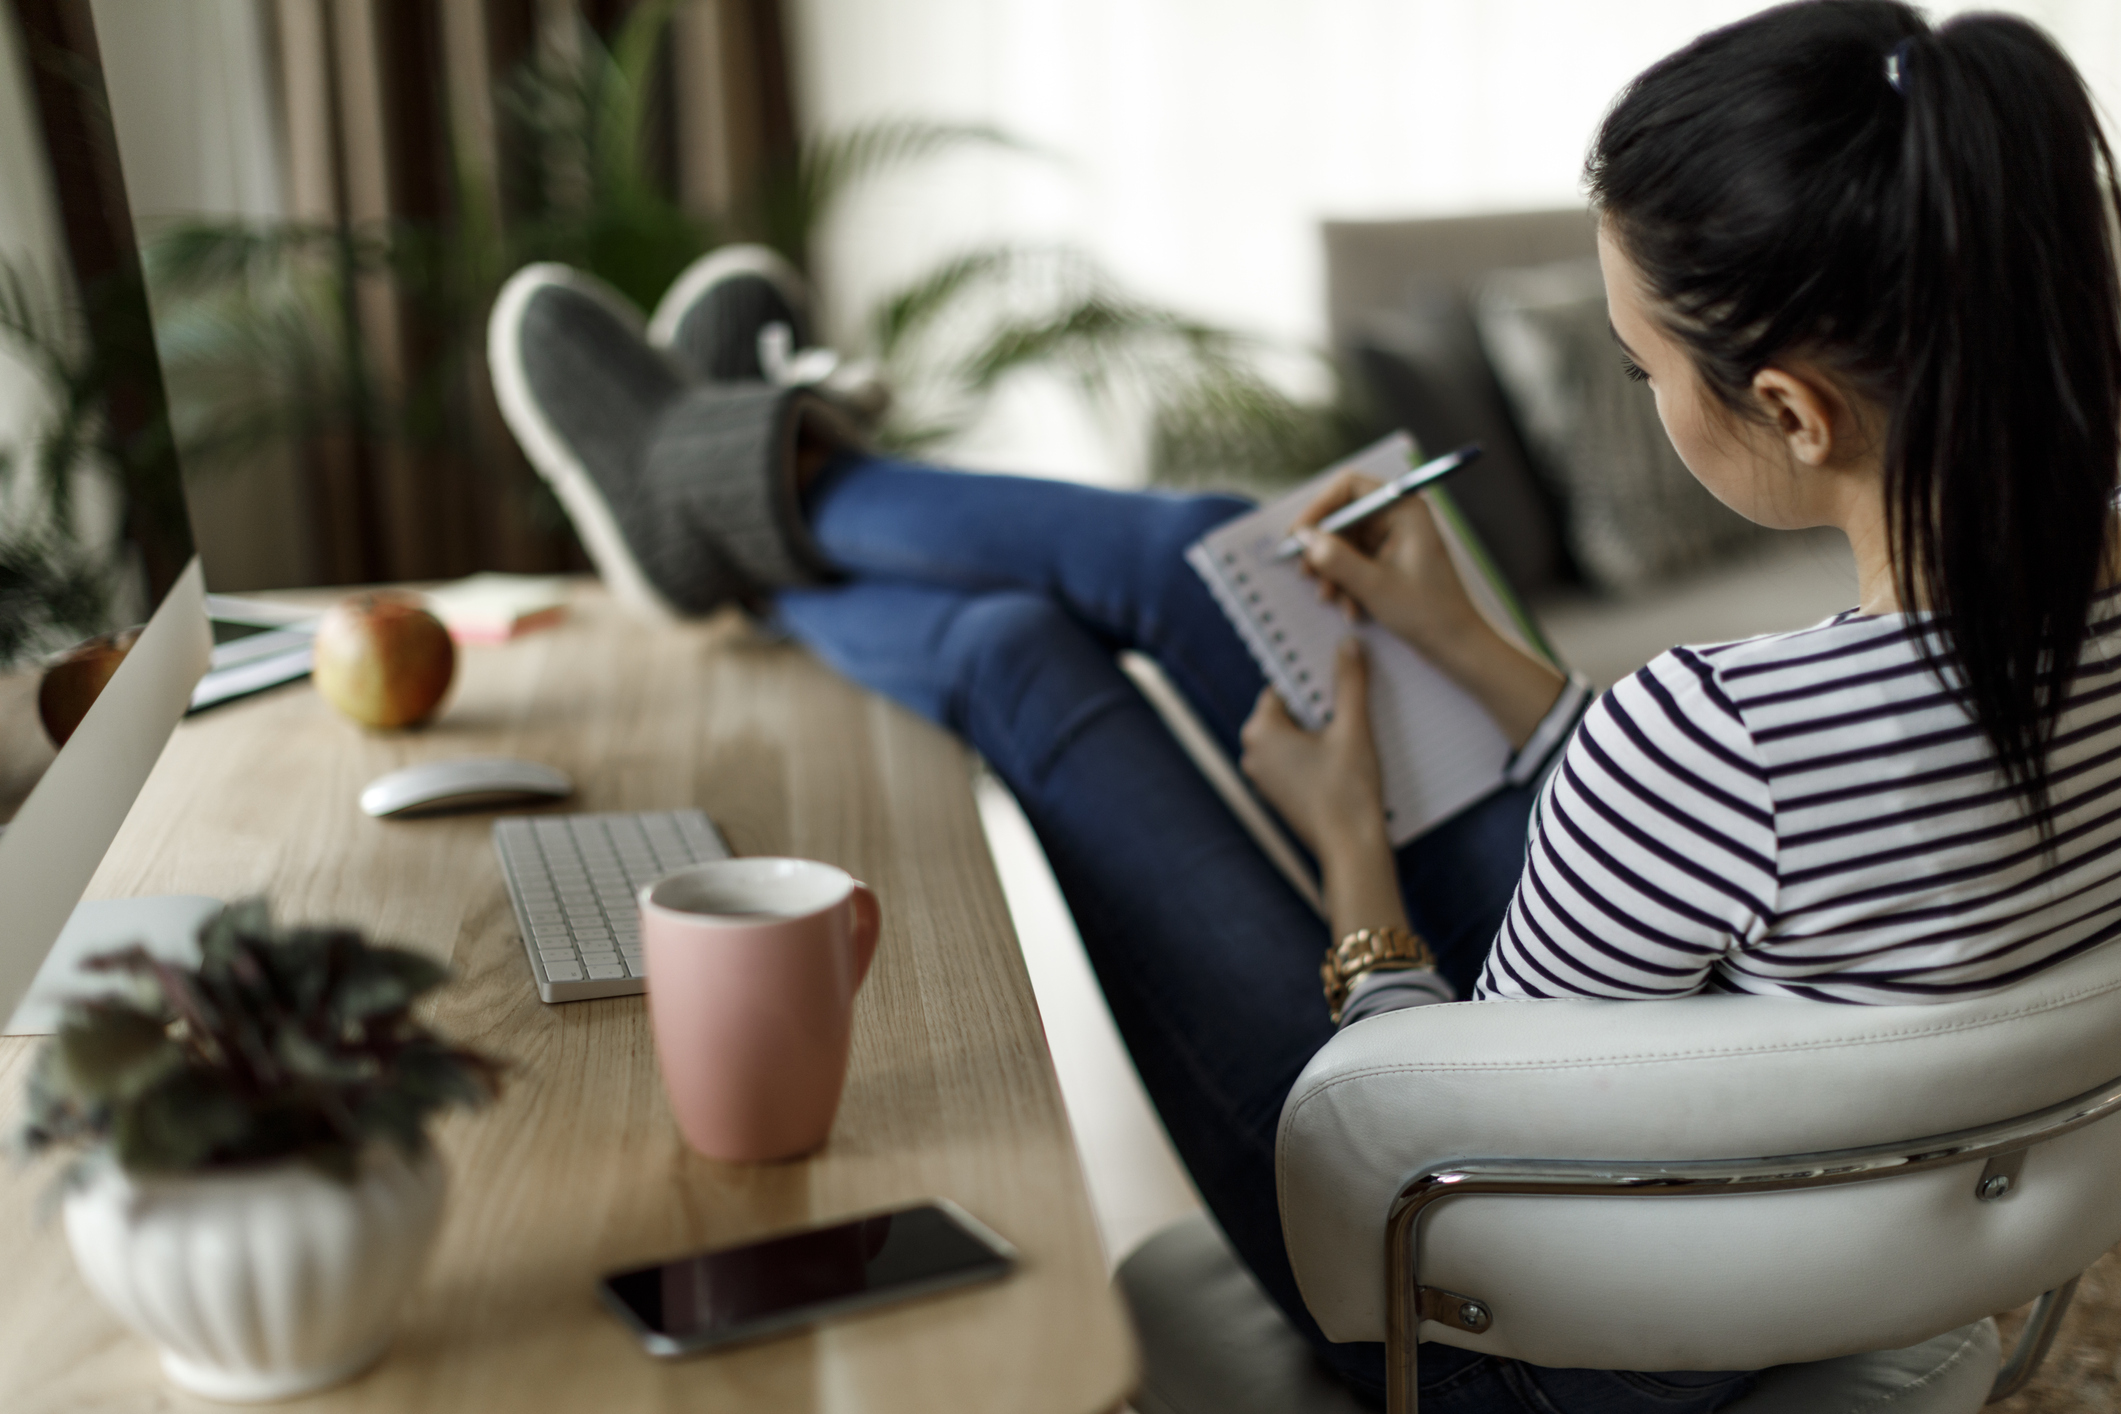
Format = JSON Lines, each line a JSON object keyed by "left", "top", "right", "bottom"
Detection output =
{"left": 1381, "top": 1072, "right": 2121, "bottom": 1414}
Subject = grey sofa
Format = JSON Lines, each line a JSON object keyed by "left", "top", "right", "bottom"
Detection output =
{"left": 1323, "top": 209, "right": 1859, "bottom": 688}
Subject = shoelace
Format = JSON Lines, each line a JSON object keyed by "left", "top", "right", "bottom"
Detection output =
{"left": 760, "top": 322, "right": 859, "bottom": 388}
{"left": 757, "top": 322, "right": 888, "bottom": 415}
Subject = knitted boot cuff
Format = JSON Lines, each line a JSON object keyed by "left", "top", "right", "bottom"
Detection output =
{"left": 639, "top": 383, "right": 844, "bottom": 598}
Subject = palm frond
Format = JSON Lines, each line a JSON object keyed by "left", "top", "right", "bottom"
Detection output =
{"left": 0, "top": 258, "right": 82, "bottom": 396}
{"left": 857, "top": 236, "right": 1363, "bottom": 486}
{"left": 142, "top": 221, "right": 374, "bottom": 293}
{"left": 0, "top": 525, "right": 110, "bottom": 668}
{"left": 1147, "top": 362, "right": 1367, "bottom": 491}
{"left": 869, "top": 245, "right": 1026, "bottom": 357}
{"left": 955, "top": 292, "right": 1240, "bottom": 396}
{"left": 597, "top": 0, "right": 677, "bottom": 205}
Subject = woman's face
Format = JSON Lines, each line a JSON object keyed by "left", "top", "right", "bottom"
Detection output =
{"left": 1596, "top": 221, "right": 1822, "bottom": 530}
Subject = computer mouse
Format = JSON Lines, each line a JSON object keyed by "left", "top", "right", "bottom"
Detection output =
{"left": 360, "top": 757, "right": 574, "bottom": 818}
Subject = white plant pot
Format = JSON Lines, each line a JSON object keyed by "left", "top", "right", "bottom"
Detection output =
{"left": 61, "top": 1145, "right": 445, "bottom": 1403}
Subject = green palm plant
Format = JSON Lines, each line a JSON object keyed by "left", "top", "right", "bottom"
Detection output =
{"left": 864, "top": 242, "right": 1363, "bottom": 484}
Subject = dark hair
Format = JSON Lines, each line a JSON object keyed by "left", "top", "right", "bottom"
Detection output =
{"left": 1588, "top": 1, "right": 2121, "bottom": 831}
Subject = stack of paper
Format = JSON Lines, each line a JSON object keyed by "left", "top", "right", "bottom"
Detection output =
{"left": 423, "top": 574, "right": 569, "bottom": 644}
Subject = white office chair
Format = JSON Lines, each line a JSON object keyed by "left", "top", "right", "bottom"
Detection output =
{"left": 1118, "top": 936, "right": 2121, "bottom": 1414}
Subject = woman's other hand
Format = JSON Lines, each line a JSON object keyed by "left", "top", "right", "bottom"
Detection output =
{"left": 1290, "top": 474, "right": 1567, "bottom": 748}
{"left": 1240, "top": 640, "right": 1414, "bottom": 941}
{"left": 1240, "top": 639, "right": 1386, "bottom": 858}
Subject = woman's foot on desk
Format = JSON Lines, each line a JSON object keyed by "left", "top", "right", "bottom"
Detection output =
{"left": 488, "top": 263, "right": 850, "bottom": 618}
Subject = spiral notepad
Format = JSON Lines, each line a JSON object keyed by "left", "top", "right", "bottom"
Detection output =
{"left": 1185, "top": 432, "right": 1547, "bottom": 845}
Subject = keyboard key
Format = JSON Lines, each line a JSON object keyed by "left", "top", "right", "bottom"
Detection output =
{"left": 499, "top": 809, "right": 727, "bottom": 1002}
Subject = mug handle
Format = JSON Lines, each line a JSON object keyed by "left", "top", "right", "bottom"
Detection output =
{"left": 847, "top": 882, "right": 881, "bottom": 989}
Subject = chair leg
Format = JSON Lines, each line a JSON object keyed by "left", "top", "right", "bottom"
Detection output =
{"left": 1988, "top": 1277, "right": 2080, "bottom": 1404}
{"left": 1387, "top": 1200, "right": 1420, "bottom": 1414}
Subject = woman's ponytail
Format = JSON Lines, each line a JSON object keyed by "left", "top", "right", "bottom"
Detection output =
{"left": 1589, "top": 1, "right": 2121, "bottom": 832}
{"left": 1888, "top": 16, "right": 2121, "bottom": 828}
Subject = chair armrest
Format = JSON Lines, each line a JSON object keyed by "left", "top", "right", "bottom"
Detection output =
{"left": 1275, "top": 945, "right": 2121, "bottom": 1358}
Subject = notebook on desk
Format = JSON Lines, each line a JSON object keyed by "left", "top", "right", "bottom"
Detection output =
{"left": 1185, "top": 431, "right": 1553, "bottom": 845}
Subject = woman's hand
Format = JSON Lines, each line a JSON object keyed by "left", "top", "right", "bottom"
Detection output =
{"left": 1240, "top": 639, "right": 1387, "bottom": 859}
{"left": 1291, "top": 473, "right": 1487, "bottom": 660}
{"left": 1289, "top": 475, "right": 1567, "bottom": 748}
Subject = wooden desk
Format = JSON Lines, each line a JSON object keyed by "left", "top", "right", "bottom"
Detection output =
{"left": 0, "top": 587, "right": 1138, "bottom": 1413}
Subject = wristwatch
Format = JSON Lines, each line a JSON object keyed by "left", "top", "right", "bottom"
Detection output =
{"left": 1321, "top": 925, "right": 1438, "bottom": 1023}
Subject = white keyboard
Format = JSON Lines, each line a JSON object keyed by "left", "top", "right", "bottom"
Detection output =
{"left": 494, "top": 810, "right": 730, "bottom": 1003}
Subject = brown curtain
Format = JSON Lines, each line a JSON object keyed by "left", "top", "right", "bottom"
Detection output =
{"left": 263, "top": 0, "right": 796, "bottom": 588}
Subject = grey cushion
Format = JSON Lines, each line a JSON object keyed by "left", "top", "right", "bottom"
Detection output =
{"left": 1117, "top": 1215, "right": 1996, "bottom": 1414}
{"left": 1352, "top": 287, "right": 1568, "bottom": 599}
{"left": 1474, "top": 257, "right": 1769, "bottom": 593}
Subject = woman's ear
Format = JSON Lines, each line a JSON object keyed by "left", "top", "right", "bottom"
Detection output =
{"left": 1750, "top": 366, "right": 1844, "bottom": 466}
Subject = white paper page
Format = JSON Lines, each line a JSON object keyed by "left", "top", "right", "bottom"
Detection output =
{"left": 1188, "top": 438, "right": 1515, "bottom": 843}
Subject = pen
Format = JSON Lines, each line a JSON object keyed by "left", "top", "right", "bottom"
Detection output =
{"left": 1270, "top": 443, "right": 1483, "bottom": 562}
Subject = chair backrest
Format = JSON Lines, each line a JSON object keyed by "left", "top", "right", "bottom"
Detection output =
{"left": 1276, "top": 939, "right": 2121, "bottom": 1372}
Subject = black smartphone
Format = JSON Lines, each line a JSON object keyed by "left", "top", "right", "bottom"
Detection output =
{"left": 597, "top": 1200, "right": 1018, "bottom": 1357}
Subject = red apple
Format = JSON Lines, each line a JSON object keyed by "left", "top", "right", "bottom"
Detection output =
{"left": 312, "top": 593, "right": 456, "bottom": 729}
{"left": 38, "top": 626, "right": 143, "bottom": 747}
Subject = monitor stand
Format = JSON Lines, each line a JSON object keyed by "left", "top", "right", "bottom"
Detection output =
{"left": 3, "top": 895, "right": 222, "bottom": 1035}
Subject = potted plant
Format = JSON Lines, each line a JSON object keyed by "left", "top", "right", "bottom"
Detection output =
{"left": 18, "top": 901, "right": 502, "bottom": 1402}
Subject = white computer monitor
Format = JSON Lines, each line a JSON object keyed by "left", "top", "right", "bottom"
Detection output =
{"left": 0, "top": 0, "right": 213, "bottom": 1030}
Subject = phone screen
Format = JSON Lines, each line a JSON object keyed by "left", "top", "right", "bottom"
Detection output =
{"left": 598, "top": 1201, "right": 1016, "bottom": 1356}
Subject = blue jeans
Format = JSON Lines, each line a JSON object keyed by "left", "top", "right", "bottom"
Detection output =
{"left": 774, "top": 454, "right": 1752, "bottom": 1413}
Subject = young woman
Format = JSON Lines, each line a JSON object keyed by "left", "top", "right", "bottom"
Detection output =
{"left": 489, "top": 3, "right": 2121, "bottom": 1407}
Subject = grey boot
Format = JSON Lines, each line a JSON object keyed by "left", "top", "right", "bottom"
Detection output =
{"left": 488, "top": 263, "right": 824, "bottom": 617}
{"left": 639, "top": 382, "right": 845, "bottom": 593}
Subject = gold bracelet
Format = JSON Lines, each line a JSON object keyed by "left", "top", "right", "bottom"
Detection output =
{"left": 1321, "top": 925, "right": 1437, "bottom": 1024}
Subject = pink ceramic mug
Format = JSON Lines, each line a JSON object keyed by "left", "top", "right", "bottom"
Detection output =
{"left": 641, "top": 858, "right": 881, "bottom": 1162}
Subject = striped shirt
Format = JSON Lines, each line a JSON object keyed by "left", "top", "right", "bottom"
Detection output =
{"left": 1476, "top": 590, "right": 2121, "bottom": 1004}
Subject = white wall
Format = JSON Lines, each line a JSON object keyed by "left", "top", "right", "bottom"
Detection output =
{"left": 785, "top": 0, "right": 2121, "bottom": 484}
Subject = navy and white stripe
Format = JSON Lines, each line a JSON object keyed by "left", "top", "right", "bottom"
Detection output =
{"left": 1477, "top": 589, "right": 2121, "bottom": 1004}
{"left": 1333, "top": 676, "right": 1597, "bottom": 1031}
